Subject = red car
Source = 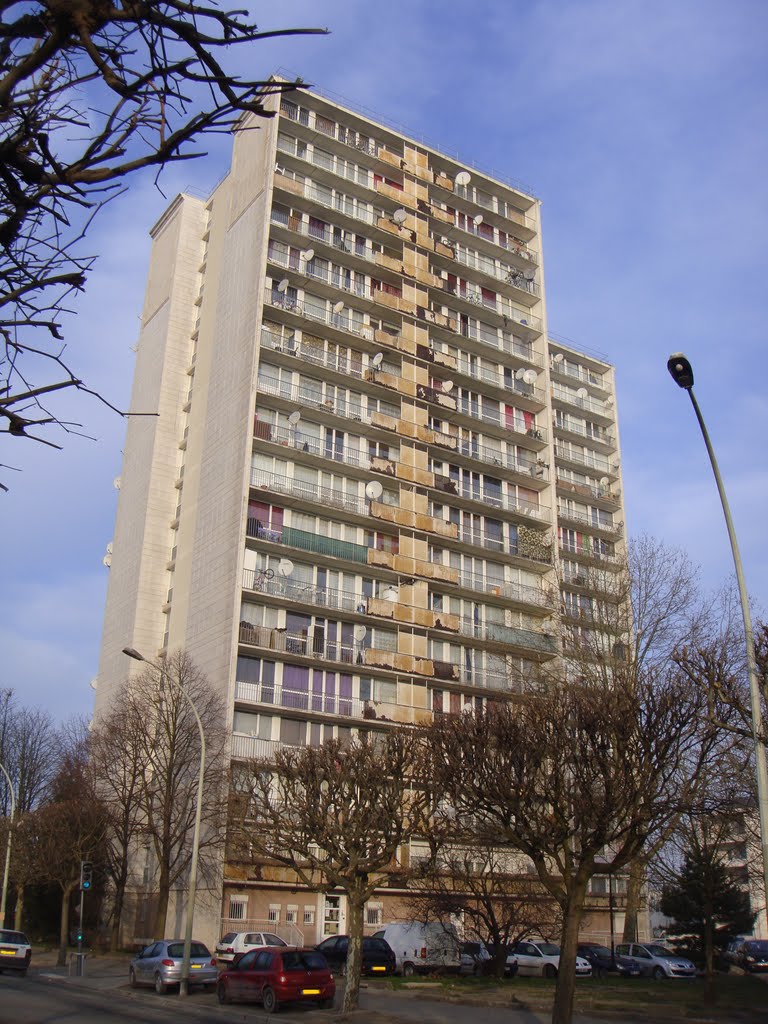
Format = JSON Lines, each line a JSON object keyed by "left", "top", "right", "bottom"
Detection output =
{"left": 217, "top": 946, "right": 335, "bottom": 1013}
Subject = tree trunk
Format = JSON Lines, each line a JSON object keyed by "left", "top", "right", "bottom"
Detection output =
{"left": 57, "top": 882, "right": 76, "bottom": 966}
{"left": 704, "top": 896, "right": 716, "bottom": 1002}
{"left": 13, "top": 884, "right": 24, "bottom": 930}
{"left": 152, "top": 863, "right": 170, "bottom": 937}
{"left": 622, "top": 859, "right": 645, "bottom": 943}
{"left": 110, "top": 872, "right": 128, "bottom": 951}
{"left": 552, "top": 879, "right": 588, "bottom": 1024}
{"left": 342, "top": 898, "right": 364, "bottom": 1013}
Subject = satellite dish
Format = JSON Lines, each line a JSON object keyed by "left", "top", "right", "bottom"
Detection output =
{"left": 302, "top": 248, "right": 315, "bottom": 262}
{"left": 113, "top": 476, "right": 122, "bottom": 490}
{"left": 106, "top": 541, "right": 113, "bottom": 554}
{"left": 523, "top": 369, "right": 537, "bottom": 385}
{"left": 553, "top": 353, "right": 564, "bottom": 363}
{"left": 277, "top": 559, "right": 294, "bottom": 577}
{"left": 455, "top": 170, "right": 471, "bottom": 186}
{"left": 277, "top": 278, "right": 290, "bottom": 293}
{"left": 371, "top": 352, "right": 384, "bottom": 367}
{"left": 441, "top": 380, "right": 454, "bottom": 393}
{"left": 576, "top": 387, "right": 588, "bottom": 399}
{"left": 353, "top": 624, "right": 367, "bottom": 641}
{"left": 365, "top": 480, "right": 384, "bottom": 500}
{"left": 600, "top": 476, "right": 610, "bottom": 486}
{"left": 605, "top": 396, "right": 614, "bottom": 406}
{"left": 473, "top": 214, "right": 484, "bottom": 226}
{"left": 515, "top": 368, "right": 526, "bottom": 380}
{"left": 333, "top": 300, "right": 345, "bottom": 313}
{"left": 392, "top": 208, "right": 408, "bottom": 225}
{"left": 90, "top": 678, "right": 98, "bottom": 691}
{"left": 383, "top": 586, "right": 399, "bottom": 603}
{"left": 288, "top": 410, "right": 302, "bottom": 425}
{"left": 102, "top": 554, "right": 112, "bottom": 568}
{"left": 524, "top": 269, "right": 536, "bottom": 281}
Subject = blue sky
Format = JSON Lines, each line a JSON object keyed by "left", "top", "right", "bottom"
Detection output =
{"left": 3, "top": 0, "right": 767, "bottom": 721}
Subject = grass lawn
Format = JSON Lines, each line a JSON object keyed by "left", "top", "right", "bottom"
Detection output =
{"left": 387, "top": 972, "right": 767, "bottom": 1021}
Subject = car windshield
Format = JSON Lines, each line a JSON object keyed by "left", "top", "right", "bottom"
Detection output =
{"left": 0, "top": 931, "right": 27, "bottom": 944}
{"left": 363, "top": 938, "right": 390, "bottom": 952}
{"left": 218, "top": 933, "right": 237, "bottom": 944}
{"left": 746, "top": 941, "right": 768, "bottom": 953}
{"left": 646, "top": 946, "right": 674, "bottom": 957}
{"left": 537, "top": 943, "right": 560, "bottom": 956}
{"left": 586, "top": 945, "right": 612, "bottom": 957}
{"left": 167, "top": 942, "right": 210, "bottom": 959}
{"left": 283, "top": 951, "right": 328, "bottom": 971}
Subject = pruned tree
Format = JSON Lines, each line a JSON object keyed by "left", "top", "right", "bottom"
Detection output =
{"left": 409, "top": 840, "right": 560, "bottom": 977}
{"left": 230, "top": 730, "right": 430, "bottom": 1012}
{"left": 428, "top": 675, "right": 720, "bottom": 1024}
{"left": 121, "top": 650, "right": 227, "bottom": 938}
{"left": 0, "top": 688, "right": 58, "bottom": 814}
{"left": 0, "top": 1, "right": 326, "bottom": 475}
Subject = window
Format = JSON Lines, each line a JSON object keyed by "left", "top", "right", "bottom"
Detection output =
{"left": 286, "top": 905, "right": 298, "bottom": 924}
{"left": 366, "top": 904, "right": 382, "bottom": 926}
{"left": 304, "top": 906, "right": 316, "bottom": 926}
{"left": 268, "top": 904, "right": 281, "bottom": 924}
{"left": 229, "top": 895, "right": 248, "bottom": 921}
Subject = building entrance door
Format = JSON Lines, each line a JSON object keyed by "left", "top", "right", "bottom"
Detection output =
{"left": 322, "top": 894, "right": 346, "bottom": 939}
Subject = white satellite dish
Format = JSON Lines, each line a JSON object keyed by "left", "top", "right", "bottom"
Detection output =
{"left": 605, "top": 396, "right": 614, "bottom": 406}
{"left": 102, "top": 554, "right": 112, "bottom": 568}
{"left": 106, "top": 541, "right": 113, "bottom": 554}
{"left": 576, "top": 387, "right": 588, "bottom": 399}
{"left": 278, "top": 558, "right": 294, "bottom": 577}
{"left": 288, "top": 410, "right": 302, "bottom": 425}
{"left": 524, "top": 269, "right": 536, "bottom": 281}
{"left": 600, "top": 476, "right": 610, "bottom": 486}
{"left": 333, "top": 300, "right": 345, "bottom": 313}
{"left": 90, "top": 678, "right": 98, "bottom": 691}
{"left": 455, "top": 170, "right": 471, "bottom": 186}
{"left": 383, "top": 586, "right": 399, "bottom": 602}
{"left": 473, "top": 214, "right": 484, "bottom": 226}
{"left": 553, "top": 353, "right": 564, "bottom": 363}
{"left": 441, "top": 379, "right": 454, "bottom": 393}
{"left": 113, "top": 476, "right": 122, "bottom": 490}
{"left": 523, "top": 369, "right": 537, "bottom": 385}
{"left": 365, "top": 480, "right": 383, "bottom": 500}
{"left": 515, "top": 368, "right": 526, "bottom": 380}
{"left": 392, "top": 208, "right": 408, "bottom": 225}
{"left": 277, "top": 278, "right": 290, "bottom": 293}
{"left": 372, "top": 352, "right": 384, "bottom": 367}
{"left": 302, "top": 248, "right": 315, "bottom": 262}
{"left": 353, "top": 624, "right": 367, "bottom": 641}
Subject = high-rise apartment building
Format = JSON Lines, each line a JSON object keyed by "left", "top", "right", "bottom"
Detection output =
{"left": 96, "top": 82, "right": 628, "bottom": 947}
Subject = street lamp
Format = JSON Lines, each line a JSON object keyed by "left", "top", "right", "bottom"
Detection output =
{"left": 0, "top": 760, "right": 15, "bottom": 927}
{"left": 667, "top": 353, "right": 768, "bottom": 926}
{"left": 122, "top": 647, "right": 206, "bottom": 998}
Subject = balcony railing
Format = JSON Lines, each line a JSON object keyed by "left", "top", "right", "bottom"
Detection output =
{"left": 559, "top": 541, "right": 621, "bottom": 567}
{"left": 249, "top": 468, "right": 371, "bottom": 518}
{"left": 556, "top": 477, "right": 621, "bottom": 504}
{"left": 281, "top": 100, "right": 380, "bottom": 158}
{"left": 556, "top": 506, "right": 622, "bottom": 536}
{"left": 273, "top": 176, "right": 380, "bottom": 228}
{"left": 247, "top": 518, "right": 373, "bottom": 566}
{"left": 550, "top": 359, "right": 607, "bottom": 391}
{"left": 433, "top": 474, "right": 550, "bottom": 523}
{"left": 554, "top": 444, "right": 612, "bottom": 475}
{"left": 239, "top": 623, "right": 361, "bottom": 664}
{"left": 235, "top": 678, "right": 362, "bottom": 718}
{"left": 231, "top": 733, "right": 290, "bottom": 761}
{"left": 554, "top": 417, "right": 615, "bottom": 447}
{"left": 268, "top": 243, "right": 404, "bottom": 310}
{"left": 264, "top": 287, "right": 378, "bottom": 342}
{"left": 455, "top": 617, "right": 557, "bottom": 654}
{"left": 451, "top": 439, "right": 548, "bottom": 480}
{"left": 453, "top": 359, "right": 545, "bottom": 404}
{"left": 255, "top": 420, "right": 395, "bottom": 475}
{"left": 257, "top": 374, "right": 389, "bottom": 427}
{"left": 551, "top": 385, "right": 611, "bottom": 418}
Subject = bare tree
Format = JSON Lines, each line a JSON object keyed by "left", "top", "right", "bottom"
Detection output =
{"left": 231, "top": 730, "right": 430, "bottom": 1013}
{"left": 428, "top": 675, "right": 719, "bottom": 1024}
{"left": 0, "top": 2, "right": 325, "bottom": 473}
{"left": 0, "top": 689, "right": 58, "bottom": 814}
{"left": 124, "top": 651, "right": 227, "bottom": 937}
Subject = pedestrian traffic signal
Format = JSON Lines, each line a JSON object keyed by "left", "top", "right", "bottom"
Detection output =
{"left": 80, "top": 861, "right": 93, "bottom": 891}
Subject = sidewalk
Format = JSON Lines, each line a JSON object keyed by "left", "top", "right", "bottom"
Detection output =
{"left": 31, "top": 948, "right": 132, "bottom": 992}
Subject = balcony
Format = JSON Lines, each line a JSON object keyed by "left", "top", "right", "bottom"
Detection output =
{"left": 254, "top": 420, "right": 398, "bottom": 477}
{"left": 556, "top": 477, "right": 622, "bottom": 510}
{"left": 551, "top": 384, "right": 613, "bottom": 422}
{"left": 442, "top": 273, "right": 540, "bottom": 313}
{"left": 260, "top": 326, "right": 401, "bottom": 389}
{"left": 432, "top": 475, "right": 551, "bottom": 528}
{"left": 553, "top": 416, "right": 616, "bottom": 452}
{"left": 263, "top": 287, "right": 380, "bottom": 344}
{"left": 249, "top": 468, "right": 372, "bottom": 521}
{"left": 269, "top": 211, "right": 380, "bottom": 270}
{"left": 235, "top": 678, "right": 362, "bottom": 719}
{"left": 556, "top": 506, "right": 623, "bottom": 539}
{"left": 246, "top": 517, "right": 373, "bottom": 567}
{"left": 553, "top": 444, "right": 614, "bottom": 477}
{"left": 455, "top": 617, "right": 558, "bottom": 656}
{"left": 452, "top": 358, "right": 546, "bottom": 406}
{"left": 256, "top": 374, "right": 398, "bottom": 431}
{"left": 559, "top": 540, "right": 622, "bottom": 568}
{"left": 243, "top": 569, "right": 361, "bottom": 613}
{"left": 272, "top": 177, "right": 380, "bottom": 230}
{"left": 451, "top": 438, "right": 549, "bottom": 482}
{"left": 280, "top": 100, "right": 381, "bottom": 160}
{"left": 549, "top": 358, "right": 607, "bottom": 392}
{"left": 231, "top": 733, "right": 289, "bottom": 761}
{"left": 239, "top": 623, "right": 362, "bottom": 665}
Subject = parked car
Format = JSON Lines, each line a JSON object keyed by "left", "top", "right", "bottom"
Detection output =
{"left": 315, "top": 935, "right": 396, "bottom": 976}
{"left": 614, "top": 942, "right": 696, "bottom": 979}
{"left": 736, "top": 939, "right": 768, "bottom": 973}
{"left": 721, "top": 936, "right": 747, "bottom": 969}
{"left": 511, "top": 940, "right": 592, "bottom": 978}
{"left": 218, "top": 947, "right": 335, "bottom": 1012}
{"left": 577, "top": 942, "right": 641, "bottom": 978}
{"left": 0, "top": 930, "right": 31, "bottom": 975}
{"left": 484, "top": 944, "right": 520, "bottom": 977}
{"left": 129, "top": 939, "right": 218, "bottom": 993}
{"left": 460, "top": 941, "right": 492, "bottom": 975}
{"left": 372, "top": 921, "right": 461, "bottom": 976}
{"left": 215, "top": 930, "right": 288, "bottom": 965}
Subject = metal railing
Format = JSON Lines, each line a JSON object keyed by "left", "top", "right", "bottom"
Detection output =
{"left": 455, "top": 617, "right": 557, "bottom": 654}
{"left": 254, "top": 421, "right": 394, "bottom": 474}
{"left": 433, "top": 474, "right": 550, "bottom": 522}
{"left": 270, "top": 214, "right": 377, "bottom": 263}
{"left": 256, "top": 374, "right": 385, "bottom": 426}
{"left": 554, "top": 417, "right": 614, "bottom": 447}
{"left": 550, "top": 359, "right": 607, "bottom": 390}
{"left": 267, "top": 244, "right": 404, "bottom": 309}
{"left": 559, "top": 541, "right": 621, "bottom": 566}
{"left": 235, "top": 679, "right": 362, "bottom": 718}
{"left": 551, "top": 385, "right": 610, "bottom": 418}
{"left": 556, "top": 507, "right": 622, "bottom": 536}
{"left": 249, "top": 468, "right": 371, "bottom": 518}
{"left": 553, "top": 444, "right": 612, "bottom": 474}
{"left": 264, "top": 287, "right": 378, "bottom": 341}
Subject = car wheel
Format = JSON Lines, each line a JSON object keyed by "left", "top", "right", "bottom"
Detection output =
{"left": 129, "top": 968, "right": 138, "bottom": 988}
{"left": 403, "top": 962, "right": 415, "bottom": 977}
{"left": 320, "top": 997, "right": 334, "bottom": 1009}
{"left": 154, "top": 973, "right": 167, "bottom": 994}
{"left": 544, "top": 963, "right": 557, "bottom": 979}
{"left": 652, "top": 966, "right": 666, "bottom": 980}
{"left": 217, "top": 981, "right": 230, "bottom": 1004}
{"left": 262, "top": 986, "right": 280, "bottom": 1013}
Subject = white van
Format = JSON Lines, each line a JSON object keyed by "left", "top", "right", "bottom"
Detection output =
{"left": 373, "top": 922, "right": 461, "bottom": 976}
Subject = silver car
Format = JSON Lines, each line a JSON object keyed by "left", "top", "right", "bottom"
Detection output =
{"left": 614, "top": 942, "right": 696, "bottom": 979}
{"left": 129, "top": 939, "right": 218, "bottom": 993}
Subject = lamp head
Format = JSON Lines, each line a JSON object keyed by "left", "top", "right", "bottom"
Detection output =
{"left": 667, "top": 353, "right": 694, "bottom": 390}
{"left": 122, "top": 646, "right": 145, "bottom": 663}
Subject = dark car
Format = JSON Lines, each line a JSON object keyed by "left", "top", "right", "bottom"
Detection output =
{"left": 577, "top": 943, "right": 641, "bottom": 978}
{"left": 218, "top": 947, "right": 335, "bottom": 1012}
{"left": 485, "top": 944, "right": 520, "bottom": 977}
{"left": 736, "top": 939, "right": 768, "bottom": 973}
{"left": 0, "top": 930, "right": 32, "bottom": 975}
{"left": 315, "top": 935, "right": 396, "bottom": 976}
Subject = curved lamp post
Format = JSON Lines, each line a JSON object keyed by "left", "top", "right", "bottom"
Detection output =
{"left": 122, "top": 647, "right": 206, "bottom": 998}
{"left": 667, "top": 353, "right": 768, "bottom": 924}
{"left": 0, "top": 760, "right": 15, "bottom": 927}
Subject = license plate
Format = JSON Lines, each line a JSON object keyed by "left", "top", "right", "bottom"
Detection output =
{"left": 372, "top": 966, "right": 386, "bottom": 972}
{"left": 191, "top": 964, "right": 202, "bottom": 969}
{"left": 302, "top": 988, "right": 321, "bottom": 995}
{"left": 0, "top": 950, "right": 17, "bottom": 956}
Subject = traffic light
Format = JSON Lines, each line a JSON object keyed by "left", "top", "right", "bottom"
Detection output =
{"left": 80, "top": 860, "right": 93, "bottom": 892}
